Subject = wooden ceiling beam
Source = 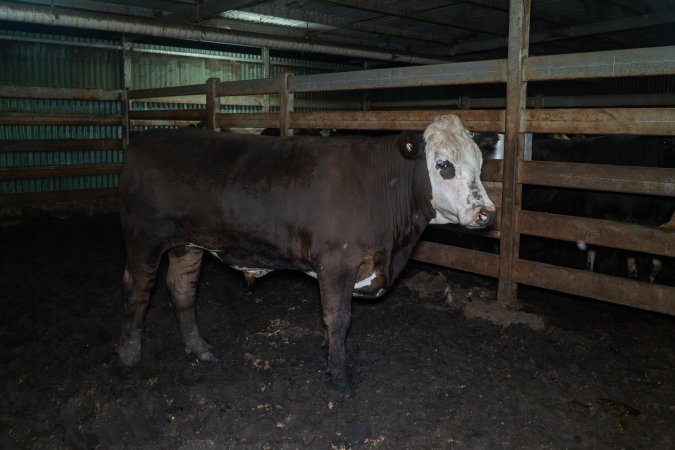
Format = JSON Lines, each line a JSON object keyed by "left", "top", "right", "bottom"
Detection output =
{"left": 244, "top": 3, "right": 457, "bottom": 46}
{"left": 319, "top": 0, "right": 506, "bottom": 36}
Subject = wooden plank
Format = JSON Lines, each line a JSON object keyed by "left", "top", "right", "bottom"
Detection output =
{"left": 205, "top": 78, "right": 220, "bottom": 131}
{"left": 518, "top": 210, "right": 675, "bottom": 257}
{"left": 522, "top": 108, "right": 675, "bottom": 136}
{"left": 525, "top": 46, "right": 675, "bottom": 81}
{"left": 0, "top": 139, "right": 122, "bottom": 153}
{"left": 0, "top": 164, "right": 122, "bottom": 180}
{"left": 215, "top": 112, "right": 278, "bottom": 129}
{"left": 289, "top": 59, "right": 507, "bottom": 93}
{"left": 216, "top": 77, "right": 283, "bottom": 96}
{"left": 0, "top": 84, "right": 122, "bottom": 101}
{"left": 411, "top": 240, "right": 500, "bottom": 278}
{"left": 128, "top": 109, "right": 205, "bottom": 120}
{"left": 519, "top": 160, "right": 675, "bottom": 197}
{"left": 128, "top": 84, "right": 205, "bottom": 99}
{"left": 291, "top": 110, "right": 505, "bottom": 132}
{"left": 0, "top": 188, "right": 118, "bottom": 207}
{"left": 481, "top": 159, "right": 503, "bottom": 182}
{"left": 279, "top": 74, "right": 293, "bottom": 137}
{"left": 0, "top": 114, "right": 122, "bottom": 126}
{"left": 513, "top": 259, "right": 675, "bottom": 316}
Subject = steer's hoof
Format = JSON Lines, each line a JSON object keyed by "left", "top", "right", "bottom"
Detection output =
{"left": 328, "top": 376, "right": 353, "bottom": 397}
{"left": 195, "top": 349, "right": 219, "bottom": 362}
{"left": 328, "top": 370, "right": 361, "bottom": 397}
{"left": 117, "top": 339, "right": 141, "bottom": 367}
{"left": 186, "top": 340, "right": 220, "bottom": 362}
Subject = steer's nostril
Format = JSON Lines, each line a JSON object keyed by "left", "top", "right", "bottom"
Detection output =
{"left": 477, "top": 208, "right": 495, "bottom": 227}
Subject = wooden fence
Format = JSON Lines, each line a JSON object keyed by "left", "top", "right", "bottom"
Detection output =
{"left": 1, "top": 1, "right": 673, "bottom": 315}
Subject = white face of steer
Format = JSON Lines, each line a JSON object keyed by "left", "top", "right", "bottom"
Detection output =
{"left": 424, "top": 115, "right": 496, "bottom": 228}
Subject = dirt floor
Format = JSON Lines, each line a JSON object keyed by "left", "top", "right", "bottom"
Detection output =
{"left": 1, "top": 213, "right": 674, "bottom": 449}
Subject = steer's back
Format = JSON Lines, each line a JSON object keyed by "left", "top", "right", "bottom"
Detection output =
{"left": 120, "top": 128, "right": 412, "bottom": 270}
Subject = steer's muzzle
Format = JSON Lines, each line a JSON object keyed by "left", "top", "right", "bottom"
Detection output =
{"left": 472, "top": 207, "right": 496, "bottom": 228}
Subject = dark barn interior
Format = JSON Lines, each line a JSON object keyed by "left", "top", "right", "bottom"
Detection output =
{"left": 1, "top": 1, "right": 674, "bottom": 448}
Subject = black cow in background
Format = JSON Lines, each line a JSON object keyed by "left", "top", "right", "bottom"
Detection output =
{"left": 522, "top": 135, "right": 675, "bottom": 283}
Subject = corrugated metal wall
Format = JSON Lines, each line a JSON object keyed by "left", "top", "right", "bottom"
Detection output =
{"left": 0, "top": 31, "right": 359, "bottom": 199}
{"left": 0, "top": 31, "right": 122, "bottom": 196}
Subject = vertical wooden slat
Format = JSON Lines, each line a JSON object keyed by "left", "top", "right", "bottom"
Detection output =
{"left": 121, "top": 37, "right": 132, "bottom": 149}
{"left": 262, "top": 47, "right": 271, "bottom": 114}
{"left": 497, "top": 0, "right": 531, "bottom": 309}
{"left": 122, "top": 88, "right": 130, "bottom": 149}
{"left": 205, "top": 77, "right": 220, "bottom": 131}
{"left": 279, "top": 73, "right": 294, "bottom": 137}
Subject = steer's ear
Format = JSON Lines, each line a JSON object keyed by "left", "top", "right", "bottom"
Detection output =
{"left": 397, "top": 132, "right": 423, "bottom": 159}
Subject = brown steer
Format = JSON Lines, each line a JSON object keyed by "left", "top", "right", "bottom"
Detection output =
{"left": 118, "top": 114, "right": 495, "bottom": 392}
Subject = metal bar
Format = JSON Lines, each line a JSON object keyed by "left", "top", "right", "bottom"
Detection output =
{"left": 519, "top": 160, "right": 675, "bottom": 197}
{"left": 513, "top": 259, "right": 675, "bottom": 316}
{"left": 525, "top": 46, "right": 675, "bottom": 81}
{"left": 289, "top": 60, "right": 507, "bottom": 93}
{"left": 0, "top": 164, "right": 122, "bottom": 180}
{"left": 290, "top": 110, "right": 505, "bottom": 132}
{"left": 411, "top": 241, "right": 500, "bottom": 278}
{"left": 522, "top": 108, "right": 675, "bottom": 136}
{"left": 518, "top": 211, "right": 675, "bottom": 258}
{"left": 0, "top": 139, "right": 122, "bottom": 153}
{"left": 497, "top": 0, "right": 530, "bottom": 308}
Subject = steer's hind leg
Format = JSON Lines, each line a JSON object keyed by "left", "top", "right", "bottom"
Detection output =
{"left": 167, "top": 246, "right": 216, "bottom": 362}
{"left": 119, "top": 248, "right": 162, "bottom": 367}
{"left": 317, "top": 259, "right": 357, "bottom": 394}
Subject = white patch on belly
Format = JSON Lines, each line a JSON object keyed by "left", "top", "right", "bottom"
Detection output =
{"left": 231, "top": 266, "right": 273, "bottom": 278}
{"left": 186, "top": 243, "right": 223, "bottom": 261}
{"left": 305, "top": 271, "right": 318, "bottom": 279}
{"left": 354, "top": 272, "right": 377, "bottom": 289}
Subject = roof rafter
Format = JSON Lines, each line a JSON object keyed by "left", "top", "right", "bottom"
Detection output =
{"left": 243, "top": 3, "right": 457, "bottom": 47}
{"left": 163, "top": 0, "right": 264, "bottom": 23}
{"left": 461, "top": 0, "right": 577, "bottom": 26}
{"left": 453, "top": 8, "right": 675, "bottom": 56}
{"left": 318, "top": 0, "right": 506, "bottom": 36}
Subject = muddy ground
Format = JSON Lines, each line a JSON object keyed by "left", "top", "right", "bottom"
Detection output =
{"left": 1, "top": 214, "right": 674, "bottom": 449}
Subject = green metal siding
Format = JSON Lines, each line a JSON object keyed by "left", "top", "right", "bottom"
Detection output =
{"left": 0, "top": 31, "right": 360, "bottom": 198}
{"left": 0, "top": 30, "right": 123, "bottom": 196}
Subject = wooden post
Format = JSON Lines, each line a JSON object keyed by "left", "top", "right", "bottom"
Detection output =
{"left": 262, "top": 47, "right": 271, "bottom": 113}
{"left": 279, "top": 73, "right": 294, "bottom": 136}
{"left": 121, "top": 37, "right": 132, "bottom": 149}
{"left": 122, "top": 88, "right": 130, "bottom": 149}
{"left": 205, "top": 77, "right": 220, "bottom": 131}
{"left": 497, "top": 0, "right": 531, "bottom": 309}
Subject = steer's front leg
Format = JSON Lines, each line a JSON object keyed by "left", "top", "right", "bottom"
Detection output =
{"left": 317, "top": 258, "right": 357, "bottom": 394}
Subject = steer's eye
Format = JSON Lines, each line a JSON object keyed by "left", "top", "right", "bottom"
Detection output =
{"left": 435, "top": 159, "right": 455, "bottom": 179}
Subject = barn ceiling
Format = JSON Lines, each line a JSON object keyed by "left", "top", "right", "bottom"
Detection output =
{"left": 1, "top": 0, "right": 675, "bottom": 65}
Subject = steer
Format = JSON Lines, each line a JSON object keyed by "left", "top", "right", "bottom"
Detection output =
{"left": 118, "top": 114, "right": 495, "bottom": 392}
